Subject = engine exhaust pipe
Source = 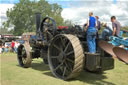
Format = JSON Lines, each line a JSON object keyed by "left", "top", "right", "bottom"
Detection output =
{"left": 113, "top": 47, "right": 128, "bottom": 64}
{"left": 98, "top": 40, "right": 116, "bottom": 58}
{"left": 35, "top": 13, "right": 41, "bottom": 33}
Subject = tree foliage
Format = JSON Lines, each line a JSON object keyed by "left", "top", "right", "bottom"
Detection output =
{"left": 121, "top": 26, "right": 128, "bottom": 31}
{"left": 0, "top": 28, "right": 8, "bottom": 34}
{"left": 6, "top": 0, "right": 64, "bottom": 35}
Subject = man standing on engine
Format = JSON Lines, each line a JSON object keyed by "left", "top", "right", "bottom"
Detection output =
{"left": 85, "top": 12, "right": 97, "bottom": 53}
{"left": 111, "top": 16, "right": 121, "bottom": 36}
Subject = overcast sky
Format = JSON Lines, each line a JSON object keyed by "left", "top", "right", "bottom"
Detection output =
{"left": 0, "top": 0, "right": 128, "bottom": 28}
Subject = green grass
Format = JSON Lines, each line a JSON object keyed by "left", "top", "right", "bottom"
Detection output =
{"left": 1, "top": 53, "right": 128, "bottom": 85}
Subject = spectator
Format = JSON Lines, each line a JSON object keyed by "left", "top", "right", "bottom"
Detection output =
{"left": 4, "top": 42, "right": 8, "bottom": 53}
{"left": 95, "top": 16, "right": 101, "bottom": 31}
{"left": 11, "top": 40, "right": 15, "bottom": 52}
{"left": 2, "top": 44, "right": 4, "bottom": 53}
{"left": 0, "top": 46, "right": 2, "bottom": 54}
{"left": 14, "top": 41, "right": 20, "bottom": 53}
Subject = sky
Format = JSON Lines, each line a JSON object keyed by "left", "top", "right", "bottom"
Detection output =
{"left": 0, "top": 0, "right": 128, "bottom": 29}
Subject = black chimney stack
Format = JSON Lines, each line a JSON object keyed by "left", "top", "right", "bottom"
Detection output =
{"left": 35, "top": 13, "right": 41, "bottom": 34}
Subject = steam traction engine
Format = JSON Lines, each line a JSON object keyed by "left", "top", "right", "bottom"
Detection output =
{"left": 17, "top": 13, "right": 114, "bottom": 80}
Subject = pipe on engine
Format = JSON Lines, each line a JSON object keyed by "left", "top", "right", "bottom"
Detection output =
{"left": 35, "top": 13, "right": 41, "bottom": 33}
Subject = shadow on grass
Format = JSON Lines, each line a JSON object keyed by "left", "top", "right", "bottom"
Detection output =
{"left": 43, "top": 71, "right": 115, "bottom": 85}
{"left": 31, "top": 62, "right": 55, "bottom": 77}
{"left": 20, "top": 62, "right": 115, "bottom": 85}
{"left": 75, "top": 71, "right": 115, "bottom": 85}
{"left": 31, "top": 62, "right": 50, "bottom": 71}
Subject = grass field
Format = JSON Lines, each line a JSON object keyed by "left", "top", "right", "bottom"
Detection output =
{"left": 1, "top": 53, "right": 128, "bottom": 85}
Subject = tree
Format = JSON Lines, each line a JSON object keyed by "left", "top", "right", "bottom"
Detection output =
{"left": 0, "top": 22, "right": 9, "bottom": 34}
{"left": 5, "top": 0, "right": 64, "bottom": 35}
{"left": 0, "top": 28, "right": 8, "bottom": 34}
{"left": 121, "top": 26, "right": 128, "bottom": 31}
{"left": 63, "top": 20, "right": 73, "bottom": 26}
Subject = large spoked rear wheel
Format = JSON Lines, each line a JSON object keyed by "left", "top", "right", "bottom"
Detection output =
{"left": 48, "top": 34, "right": 84, "bottom": 80}
{"left": 17, "top": 42, "right": 32, "bottom": 68}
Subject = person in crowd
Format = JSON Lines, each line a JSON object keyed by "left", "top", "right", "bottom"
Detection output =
{"left": 4, "top": 42, "right": 8, "bottom": 53}
{"left": 95, "top": 16, "right": 101, "bottom": 31}
{"left": 0, "top": 46, "right": 2, "bottom": 54}
{"left": 2, "top": 44, "right": 5, "bottom": 53}
{"left": 85, "top": 12, "right": 97, "bottom": 53}
{"left": 95, "top": 16, "right": 101, "bottom": 38}
{"left": 111, "top": 16, "right": 121, "bottom": 36}
{"left": 11, "top": 40, "right": 15, "bottom": 52}
{"left": 101, "top": 23, "right": 113, "bottom": 40}
{"left": 14, "top": 41, "right": 20, "bottom": 53}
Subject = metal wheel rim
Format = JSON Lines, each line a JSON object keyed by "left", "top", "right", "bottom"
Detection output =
{"left": 48, "top": 34, "right": 84, "bottom": 80}
{"left": 17, "top": 42, "right": 31, "bottom": 68}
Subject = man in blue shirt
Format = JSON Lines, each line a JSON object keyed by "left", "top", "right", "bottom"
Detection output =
{"left": 85, "top": 12, "right": 97, "bottom": 53}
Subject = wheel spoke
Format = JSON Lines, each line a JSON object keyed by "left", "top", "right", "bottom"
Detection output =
{"left": 62, "top": 66, "right": 67, "bottom": 77}
{"left": 53, "top": 44, "right": 62, "bottom": 51}
{"left": 65, "top": 61, "right": 72, "bottom": 72}
{"left": 66, "top": 58, "right": 74, "bottom": 64}
{"left": 47, "top": 31, "right": 53, "bottom": 38}
{"left": 54, "top": 62, "right": 64, "bottom": 71}
{"left": 66, "top": 51, "right": 74, "bottom": 56}
{"left": 22, "top": 58, "right": 26, "bottom": 64}
{"left": 51, "top": 56, "right": 58, "bottom": 58}
{"left": 61, "top": 37, "right": 65, "bottom": 48}
{"left": 64, "top": 42, "right": 70, "bottom": 52}
{"left": 68, "top": 63, "right": 73, "bottom": 72}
